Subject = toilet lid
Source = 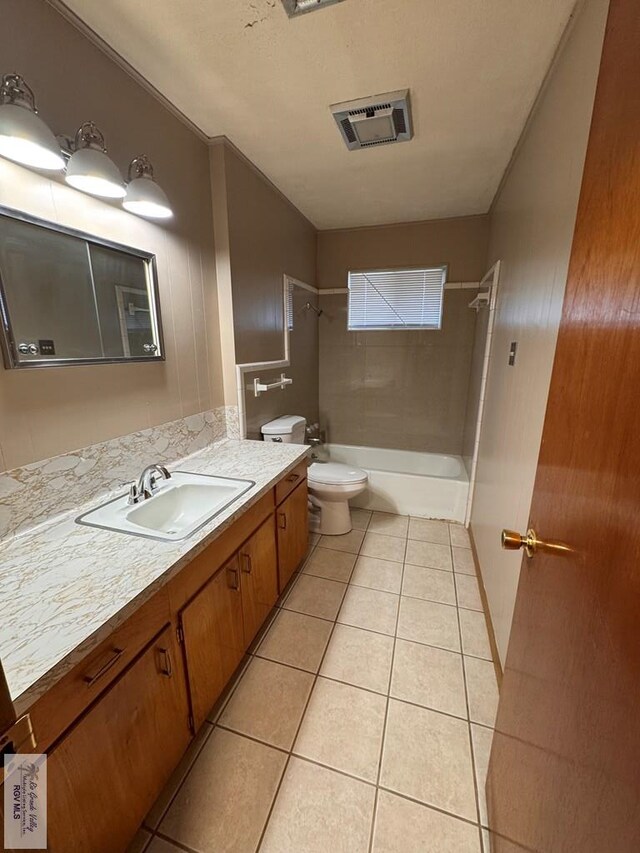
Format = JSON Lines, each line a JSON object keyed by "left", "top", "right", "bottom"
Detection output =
{"left": 308, "top": 461, "right": 368, "bottom": 486}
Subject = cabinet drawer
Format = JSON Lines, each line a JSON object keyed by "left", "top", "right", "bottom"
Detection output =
{"left": 27, "top": 588, "right": 171, "bottom": 752}
{"left": 275, "top": 460, "right": 308, "bottom": 505}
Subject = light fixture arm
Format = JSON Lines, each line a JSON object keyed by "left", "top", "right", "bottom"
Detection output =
{"left": 128, "top": 154, "right": 154, "bottom": 181}
{"left": 0, "top": 74, "right": 37, "bottom": 111}
{"left": 74, "top": 121, "right": 107, "bottom": 152}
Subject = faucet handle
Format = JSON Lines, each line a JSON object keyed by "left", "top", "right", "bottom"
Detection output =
{"left": 127, "top": 483, "right": 141, "bottom": 505}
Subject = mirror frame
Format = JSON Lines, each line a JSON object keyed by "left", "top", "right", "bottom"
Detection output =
{"left": 0, "top": 206, "right": 165, "bottom": 369}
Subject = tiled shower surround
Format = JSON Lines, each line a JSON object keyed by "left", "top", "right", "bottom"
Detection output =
{"left": 0, "top": 406, "right": 239, "bottom": 542}
{"left": 318, "top": 289, "right": 479, "bottom": 455}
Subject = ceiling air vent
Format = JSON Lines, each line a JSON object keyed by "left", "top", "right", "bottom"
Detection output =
{"left": 281, "top": 0, "right": 346, "bottom": 17}
{"left": 331, "top": 90, "right": 413, "bottom": 151}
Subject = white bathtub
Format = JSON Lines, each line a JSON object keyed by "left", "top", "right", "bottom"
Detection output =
{"left": 325, "top": 443, "right": 469, "bottom": 523}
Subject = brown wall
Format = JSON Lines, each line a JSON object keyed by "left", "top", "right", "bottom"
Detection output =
{"left": 317, "top": 216, "right": 490, "bottom": 453}
{"left": 471, "top": 0, "right": 608, "bottom": 663}
{"left": 216, "top": 144, "right": 319, "bottom": 436}
{"left": 0, "top": 0, "right": 223, "bottom": 471}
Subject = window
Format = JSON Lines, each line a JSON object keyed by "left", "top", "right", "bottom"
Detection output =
{"left": 347, "top": 266, "right": 446, "bottom": 331}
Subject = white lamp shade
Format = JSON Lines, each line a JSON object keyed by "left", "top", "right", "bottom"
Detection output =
{"left": 123, "top": 176, "right": 172, "bottom": 219}
{"left": 0, "top": 103, "right": 64, "bottom": 171}
{"left": 65, "top": 147, "right": 126, "bottom": 198}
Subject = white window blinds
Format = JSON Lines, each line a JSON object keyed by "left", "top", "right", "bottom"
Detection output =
{"left": 347, "top": 266, "right": 446, "bottom": 330}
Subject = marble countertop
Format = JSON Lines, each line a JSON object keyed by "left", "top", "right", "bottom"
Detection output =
{"left": 0, "top": 439, "right": 308, "bottom": 714}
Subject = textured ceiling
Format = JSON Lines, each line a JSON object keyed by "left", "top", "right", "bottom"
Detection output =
{"left": 61, "top": 0, "right": 576, "bottom": 229}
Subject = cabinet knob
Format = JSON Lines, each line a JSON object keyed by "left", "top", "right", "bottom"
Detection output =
{"left": 227, "top": 565, "right": 240, "bottom": 590}
{"left": 157, "top": 647, "right": 173, "bottom": 678}
{"left": 82, "top": 647, "right": 124, "bottom": 687}
{"left": 278, "top": 512, "right": 287, "bottom": 530}
{"left": 241, "top": 553, "right": 252, "bottom": 574}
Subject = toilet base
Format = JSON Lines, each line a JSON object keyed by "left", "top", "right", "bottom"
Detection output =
{"left": 318, "top": 500, "right": 352, "bottom": 536}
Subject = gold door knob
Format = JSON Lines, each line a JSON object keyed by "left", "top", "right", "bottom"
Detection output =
{"left": 501, "top": 528, "right": 573, "bottom": 559}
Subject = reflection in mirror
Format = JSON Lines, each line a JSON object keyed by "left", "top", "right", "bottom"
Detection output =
{"left": 0, "top": 210, "right": 163, "bottom": 368}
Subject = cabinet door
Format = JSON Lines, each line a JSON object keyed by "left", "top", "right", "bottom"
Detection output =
{"left": 239, "top": 515, "right": 278, "bottom": 647}
{"left": 44, "top": 625, "right": 190, "bottom": 853}
{"left": 277, "top": 480, "right": 309, "bottom": 592}
{"left": 180, "top": 555, "right": 245, "bottom": 730}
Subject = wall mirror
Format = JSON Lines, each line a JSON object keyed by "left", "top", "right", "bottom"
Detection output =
{"left": 0, "top": 209, "right": 164, "bottom": 368}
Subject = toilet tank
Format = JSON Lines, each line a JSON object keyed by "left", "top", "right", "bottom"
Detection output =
{"left": 261, "top": 415, "right": 306, "bottom": 444}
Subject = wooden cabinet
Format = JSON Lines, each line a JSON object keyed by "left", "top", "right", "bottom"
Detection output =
{"left": 44, "top": 625, "right": 189, "bottom": 853}
{"left": 239, "top": 515, "right": 279, "bottom": 647}
{"left": 179, "top": 555, "right": 245, "bottom": 730}
{"left": 276, "top": 480, "right": 309, "bottom": 591}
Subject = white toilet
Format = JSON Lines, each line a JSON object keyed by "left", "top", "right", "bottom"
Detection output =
{"left": 261, "top": 415, "right": 368, "bottom": 535}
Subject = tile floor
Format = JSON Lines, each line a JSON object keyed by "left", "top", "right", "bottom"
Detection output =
{"left": 131, "top": 510, "right": 499, "bottom": 853}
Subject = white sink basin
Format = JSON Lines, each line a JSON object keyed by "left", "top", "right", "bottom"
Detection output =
{"left": 76, "top": 471, "right": 255, "bottom": 541}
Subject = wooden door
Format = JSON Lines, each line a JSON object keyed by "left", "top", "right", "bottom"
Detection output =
{"left": 180, "top": 555, "right": 245, "bottom": 730}
{"left": 239, "top": 515, "right": 278, "bottom": 647}
{"left": 44, "top": 625, "right": 189, "bottom": 853}
{"left": 276, "top": 480, "right": 309, "bottom": 592}
{"left": 487, "top": 1, "right": 640, "bottom": 850}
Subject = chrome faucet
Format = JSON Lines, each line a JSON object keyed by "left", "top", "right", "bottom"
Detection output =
{"left": 128, "top": 464, "right": 171, "bottom": 505}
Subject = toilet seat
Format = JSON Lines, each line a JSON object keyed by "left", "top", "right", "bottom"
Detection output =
{"left": 308, "top": 461, "right": 368, "bottom": 486}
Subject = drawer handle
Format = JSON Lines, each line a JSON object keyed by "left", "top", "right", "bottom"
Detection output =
{"left": 227, "top": 565, "right": 240, "bottom": 590}
{"left": 286, "top": 473, "right": 300, "bottom": 483}
{"left": 82, "top": 647, "right": 124, "bottom": 687}
{"left": 278, "top": 512, "right": 287, "bottom": 530}
{"left": 157, "top": 647, "right": 173, "bottom": 678}
{"left": 241, "top": 553, "right": 252, "bottom": 574}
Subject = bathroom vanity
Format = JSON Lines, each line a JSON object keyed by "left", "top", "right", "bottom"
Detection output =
{"left": 0, "top": 444, "right": 309, "bottom": 852}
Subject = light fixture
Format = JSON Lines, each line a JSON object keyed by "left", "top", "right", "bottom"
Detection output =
{"left": 0, "top": 74, "right": 64, "bottom": 171}
{"left": 65, "top": 122, "right": 126, "bottom": 198}
{"left": 123, "top": 155, "right": 172, "bottom": 219}
{"left": 281, "top": 0, "right": 346, "bottom": 16}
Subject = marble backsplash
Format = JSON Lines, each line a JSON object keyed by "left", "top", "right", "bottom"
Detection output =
{"left": 0, "top": 406, "right": 239, "bottom": 542}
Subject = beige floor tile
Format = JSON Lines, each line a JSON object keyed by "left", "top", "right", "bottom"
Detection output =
{"left": 338, "top": 585, "right": 399, "bottom": 635}
{"left": 260, "top": 757, "right": 375, "bottom": 853}
{"left": 402, "top": 564, "right": 456, "bottom": 605}
{"left": 319, "top": 528, "right": 365, "bottom": 554}
{"left": 397, "top": 597, "right": 461, "bottom": 652}
{"left": 144, "top": 722, "right": 213, "bottom": 828}
{"left": 459, "top": 609, "right": 492, "bottom": 660}
{"left": 455, "top": 573, "right": 483, "bottom": 610}
{"left": 256, "top": 609, "right": 333, "bottom": 672}
{"left": 159, "top": 728, "right": 286, "bottom": 852}
{"left": 369, "top": 511, "right": 409, "bottom": 537}
{"left": 320, "top": 624, "right": 394, "bottom": 693}
{"left": 464, "top": 656, "right": 499, "bottom": 727}
{"left": 284, "top": 574, "right": 347, "bottom": 620}
{"left": 391, "top": 639, "right": 467, "bottom": 718}
{"left": 372, "top": 789, "right": 481, "bottom": 853}
{"left": 453, "top": 546, "right": 476, "bottom": 575}
{"left": 303, "top": 547, "right": 357, "bottom": 582}
{"left": 408, "top": 518, "right": 451, "bottom": 545}
{"left": 294, "top": 677, "right": 387, "bottom": 781}
{"left": 351, "top": 555, "right": 403, "bottom": 594}
{"left": 126, "top": 827, "right": 152, "bottom": 853}
{"left": 449, "top": 524, "right": 472, "bottom": 549}
{"left": 351, "top": 507, "right": 373, "bottom": 530}
{"left": 360, "top": 531, "right": 407, "bottom": 562}
{"left": 405, "top": 539, "right": 453, "bottom": 571}
{"left": 145, "top": 839, "right": 183, "bottom": 853}
{"left": 471, "top": 724, "right": 494, "bottom": 827}
{"left": 380, "top": 700, "right": 477, "bottom": 821}
{"left": 219, "top": 658, "right": 313, "bottom": 749}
